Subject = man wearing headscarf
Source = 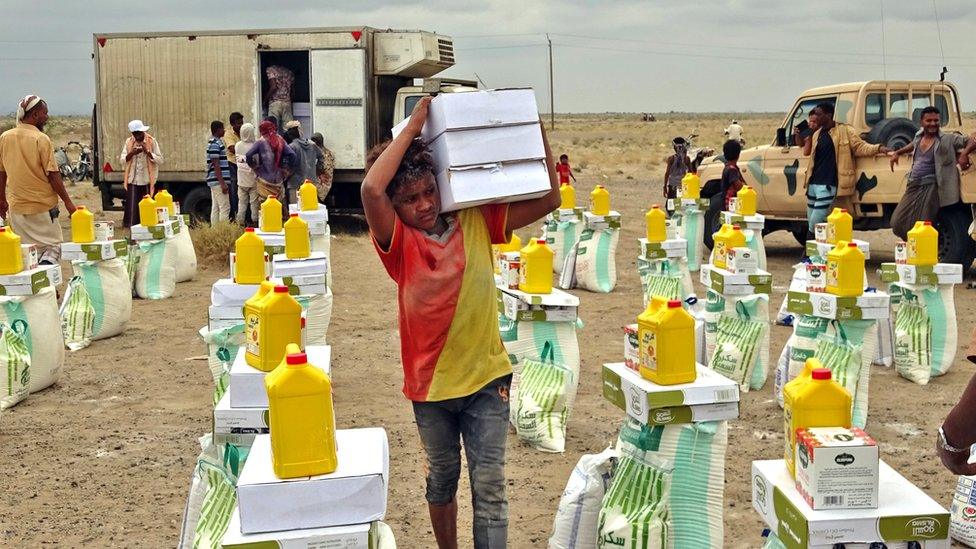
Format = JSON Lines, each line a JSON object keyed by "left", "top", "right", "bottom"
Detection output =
{"left": 245, "top": 120, "right": 297, "bottom": 201}
{"left": 310, "top": 132, "right": 336, "bottom": 200}
{"left": 284, "top": 121, "right": 325, "bottom": 204}
{"left": 663, "top": 137, "right": 692, "bottom": 204}
{"left": 120, "top": 119, "right": 163, "bottom": 228}
{"left": 0, "top": 95, "right": 77, "bottom": 264}
{"left": 234, "top": 123, "right": 260, "bottom": 226}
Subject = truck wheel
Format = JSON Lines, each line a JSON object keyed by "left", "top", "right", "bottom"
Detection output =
{"left": 182, "top": 186, "right": 212, "bottom": 224}
{"left": 935, "top": 205, "right": 975, "bottom": 268}
{"left": 791, "top": 223, "right": 810, "bottom": 246}
{"left": 703, "top": 193, "right": 723, "bottom": 250}
{"left": 866, "top": 118, "right": 918, "bottom": 150}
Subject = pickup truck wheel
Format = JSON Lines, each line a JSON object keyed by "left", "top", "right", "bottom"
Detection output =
{"left": 935, "top": 206, "right": 976, "bottom": 267}
{"left": 791, "top": 223, "right": 810, "bottom": 246}
{"left": 703, "top": 193, "right": 723, "bottom": 250}
{"left": 866, "top": 118, "right": 918, "bottom": 150}
{"left": 181, "top": 186, "right": 212, "bottom": 224}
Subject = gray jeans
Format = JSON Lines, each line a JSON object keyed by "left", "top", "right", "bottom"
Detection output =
{"left": 267, "top": 100, "right": 293, "bottom": 128}
{"left": 413, "top": 375, "right": 511, "bottom": 549}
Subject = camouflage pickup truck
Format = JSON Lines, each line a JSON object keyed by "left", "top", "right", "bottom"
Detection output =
{"left": 696, "top": 80, "right": 976, "bottom": 266}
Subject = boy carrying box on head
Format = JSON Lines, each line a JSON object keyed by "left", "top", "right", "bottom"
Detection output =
{"left": 362, "top": 96, "right": 561, "bottom": 549}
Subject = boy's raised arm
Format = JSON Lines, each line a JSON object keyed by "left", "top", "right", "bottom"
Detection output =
{"left": 506, "top": 121, "right": 561, "bottom": 232}
{"left": 362, "top": 96, "right": 432, "bottom": 249}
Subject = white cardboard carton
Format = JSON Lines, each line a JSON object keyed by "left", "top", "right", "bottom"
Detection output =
{"left": 728, "top": 247, "right": 759, "bottom": 274}
{"left": 721, "top": 211, "right": 766, "bottom": 230}
{"left": 436, "top": 159, "right": 551, "bottom": 213}
{"left": 583, "top": 211, "right": 622, "bottom": 231}
{"left": 752, "top": 459, "right": 949, "bottom": 548}
{"left": 213, "top": 390, "right": 268, "bottom": 447}
{"left": 623, "top": 324, "right": 639, "bottom": 370}
{"left": 0, "top": 264, "right": 62, "bottom": 296}
{"left": 786, "top": 289, "right": 891, "bottom": 321}
{"left": 429, "top": 123, "right": 546, "bottom": 168}
{"left": 602, "top": 362, "right": 739, "bottom": 425}
{"left": 208, "top": 304, "right": 243, "bottom": 321}
{"left": 271, "top": 252, "right": 329, "bottom": 278}
{"left": 638, "top": 237, "right": 687, "bottom": 260}
{"left": 130, "top": 218, "right": 178, "bottom": 241}
{"left": 549, "top": 208, "right": 584, "bottom": 222}
{"left": 795, "top": 427, "right": 879, "bottom": 511}
{"left": 221, "top": 507, "right": 371, "bottom": 548}
{"left": 288, "top": 203, "right": 330, "bottom": 223}
{"left": 229, "top": 346, "right": 331, "bottom": 409}
{"left": 211, "top": 278, "right": 263, "bottom": 307}
{"left": 20, "top": 244, "right": 37, "bottom": 271}
{"left": 208, "top": 317, "right": 243, "bottom": 332}
{"left": 61, "top": 239, "right": 128, "bottom": 262}
{"left": 498, "top": 285, "right": 579, "bottom": 322}
{"left": 255, "top": 230, "right": 286, "bottom": 247}
{"left": 94, "top": 220, "right": 115, "bottom": 241}
{"left": 237, "top": 429, "right": 389, "bottom": 534}
{"left": 415, "top": 88, "right": 540, "bottom": 142}
{"left": 806, "top": 239, "right": 871, "bottom": 260}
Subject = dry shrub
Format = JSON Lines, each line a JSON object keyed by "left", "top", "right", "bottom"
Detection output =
{"left": 190, "top": 221, "right": 243, "bottom": 268}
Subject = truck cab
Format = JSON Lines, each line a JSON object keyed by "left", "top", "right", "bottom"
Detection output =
{"left": 696, "top": 80, "right": 976, "bottom": 265}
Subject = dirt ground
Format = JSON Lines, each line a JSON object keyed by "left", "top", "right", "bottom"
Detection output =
{"left": 2, "top": 115, "right": 975, "bottom": 547}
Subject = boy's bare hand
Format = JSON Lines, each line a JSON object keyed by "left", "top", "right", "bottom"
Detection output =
{"left": 404, "top": 96, "right": 433, "bottom": 137}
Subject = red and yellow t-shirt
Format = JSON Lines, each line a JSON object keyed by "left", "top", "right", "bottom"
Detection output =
{"left": 372, "top": 205, "right": 512, "bottom": 402}
{"left": 555, "top": 163, "right": 572, "bottom": 184}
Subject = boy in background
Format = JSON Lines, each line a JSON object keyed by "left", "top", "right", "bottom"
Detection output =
{"left": 720, "top": 139, "right": 745, "bottom": 210}
{"left": 361, "top": 96, "right": 560, "bottom": 549}
{"left": 206, "top": 121, "right": 231, "bottom": 224}
{"left": 555, "top": 153, "right": 577, "bottom": 185}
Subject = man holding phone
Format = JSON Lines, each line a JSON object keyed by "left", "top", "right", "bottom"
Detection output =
{"left": 0, "top": 95, "right": 76, "bottom": 264}
{"left": 120, "top": 119, "right": 163, "bottom": 228}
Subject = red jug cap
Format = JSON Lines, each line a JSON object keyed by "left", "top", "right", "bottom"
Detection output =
{"left": 667, "top": 300, "right": 682, "bottom": 308}
{"left": 286, "top": 353, "right": 307, "bottom": 365}
{"left": 273, "top": 285, "right": 289, "bottom": 293}
{"left": 245, "top": 227, "right": 255, "bottom": 232}
{"left": 812, "top": 368, "right": 832, "bottom": 380}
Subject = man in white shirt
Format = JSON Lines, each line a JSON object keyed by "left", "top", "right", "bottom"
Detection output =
{"left": 120, "top": 119, "right": 163, "bottom": 227}
{"left": 725, "top": 119, "right": 745, "bottom": 145}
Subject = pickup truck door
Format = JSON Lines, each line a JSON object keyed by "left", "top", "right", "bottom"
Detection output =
{"left": 761, "top": 143, "right": 808, "bottom": 218}
{"left": 310, "top": 49, "right": 367, "bottom": 170}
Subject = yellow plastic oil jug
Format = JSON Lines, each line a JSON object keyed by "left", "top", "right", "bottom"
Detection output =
{"left": 299, "top": 180, "right": 318, "bottom": 211}
{"left": 639, "top": 299, "right": 697, "bottom": 385}
{"left": 826, "top": 241, "right": 865, "bottom": 297}
{"left": 645, "top": 205, "right": 668, "bottom": 243}
{"left": 590, "top": 185, "right": 610, "bottom": 215}
{"left": 243, "top": 280, "right": 274, "bottom": 327}
{"left": 234, "top": 228, "right": 267, "bottom": 284}
{"left": 265, "top": 349, "right": 338, "bottom": 479}
{"left": 825, "top": 208, "right": 853, "bottom": 244}
{"left": 519, "top": 238, "right": 554, "bottom": 294}
{"left": 493, "top": 232, "right": 521, "bottom": 275}
{"left": 681, "top": 172, "right": 700, "bottom": 200}
{"left": 784, "top": 366, "right": 852, "bottom": 476}
{"left": 154, "top": 189, "right": 175, "bottom": 217}
{"left": 907, "top": 220, "right": 939, "bottom": 266}
{"left": 70, "top": 206, "right": 95, "bottom": 243}
{"left": 260, "top": 195, "right": 284, "bottom": 233}
{"left": 244, "top": 285, "right": 303, "bottom": 372}
{"left": 284, "top": 213, "right": 311, "bottom": 259}
{"left": 736, "top": 186, "right": 758, "bottom": 216}
{"left": 0, "top": 227, "right": 23, "bottom": 275}
{"left": 711, "top": 224, "right": 734, "bottom": 269}
{"left": 559, "top": 183, "right": 576, "bottom": 210}
{"left": 138, "top": 195, "right": 158, "bottom": 227}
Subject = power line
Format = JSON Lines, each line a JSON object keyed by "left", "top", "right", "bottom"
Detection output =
{"left": 932, "top": 0, "right": 947, "bottom": 67}
{"left": 454, "top": 43, "right": 543, "bottom": 51}
{"left": 880, "top": 0, "right": 888, "bottom": 79}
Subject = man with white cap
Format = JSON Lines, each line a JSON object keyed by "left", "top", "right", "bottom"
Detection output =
{"left": 0, "top": 95, "right": 76, "bottom": 264}
{"left": 120, "top": 119, "right": 163, "bottom": 228}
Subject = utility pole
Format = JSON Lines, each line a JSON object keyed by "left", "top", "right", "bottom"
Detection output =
{"left": 547, "top": 33, "right": 554, "bottom": 130}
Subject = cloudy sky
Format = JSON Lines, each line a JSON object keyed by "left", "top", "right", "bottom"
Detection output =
{"left": 2, "top": 0, "right": 975, "bottom": 116}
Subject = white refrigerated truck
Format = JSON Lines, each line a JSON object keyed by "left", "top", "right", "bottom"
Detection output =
{"left": 91, "top": 26, "right": 473, "bottom": 218}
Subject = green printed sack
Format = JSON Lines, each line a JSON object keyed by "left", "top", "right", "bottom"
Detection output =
{"left": 125, "top": 243, "right": 141, "bottom": 296}
{"left": 179, "top": 435, "right": 247, "bottom": 549}
{"left": 708, "top": 310, "right": 766, "bottom": 391}
{"left": 815, "top": 328, "right": 868, "bottom": 427}
{"left": 0, "top": 321, "right": 30, "bottom": 409}
{"left": 0, "top": 286, "right": 64, "bottom": 393}
{"left": 596, "top": 454, "right": 671, "bottom": 549}
{"left": 60, "top": 277, "right": 95, "bottom": 352}
{"left": 174, "top": 222, "right": 198, "bottom": 283}
{"left": 673, "top": 207, "right": 705, "bottom": 272}
{"left": 295, "top": 289, "right": 332, "bottom": 346}
{"left": 545, "top": 218, "right": 584, "bottom": 276}
{"left": 637, "top": 257, "right": 692, "bottom": 307}
{"left": 514, "top": 343, "right": 575, "bottom": 453}
{"left": 743, "top": 227, "right": 767, "bottom": 270}
{"left": 891, "top": 283, "right": 957, "bottom": 379}
{"left": 73, "top": 258, "right": 132, "bottom": 340}
{"left": 615, "top": 419, "right": 728, "bottom": 548}
{"left": 574, "top": 228, "right": 619, "bottom": 293}
{"left": 895, "top": 302, "right": 933, "bottom": 385}
{"left": 503, "top": 318, "right": 581, "bottom": 426}
{"left": 134, "top": 238, "right": 178, "bottom": 300}
{"left": 199, "top": 325, "right": 246, "bottom": 384}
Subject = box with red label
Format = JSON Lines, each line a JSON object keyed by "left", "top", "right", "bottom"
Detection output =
{"left": 795, "top": 427, "right": 879, "bottom": 510}
{"left": 623, "top": 324, "right": 639, "bottom": 370}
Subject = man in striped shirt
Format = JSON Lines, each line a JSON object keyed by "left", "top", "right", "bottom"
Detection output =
{"left": 207, "top": 120, "right": 231, "bottom": 224}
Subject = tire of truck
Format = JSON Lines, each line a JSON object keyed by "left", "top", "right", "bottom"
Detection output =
{"left": 181, "top": 186, "right": 212, "bottom": 224}
{"left": 935, "top": 205, "right": 976, "bottom": 268}
{"left": 791, "top": 223, "right": 810, "bottom": 246}
{"left": 703, "top": 192, "right": 724, "bottom": 250}
{"left": 865, "top": 118, "right": 918, "bottom": 150}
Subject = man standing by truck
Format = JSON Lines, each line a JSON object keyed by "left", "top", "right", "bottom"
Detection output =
{"left": 284, "top": 121, "right": 325, "bottom": 204}
{"left": 0, "top": 95, "right": 76, "bottom": 264}
{"left": 265, "top": 65, "right": 295, "bottom": 130}
{"left": 225, "top": 112, "right": 245, "bottom": 222}
{"left": 888, "top": 106, "right": 976, "bottom": 240}
{"left": 803, "top": 103, "right": 890, "bottom": 233}
{"left": 120, "top": 119, "right": 163, "bottom": 228}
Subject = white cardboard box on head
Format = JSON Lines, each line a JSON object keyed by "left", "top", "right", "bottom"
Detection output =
{"left": 795, "top": 427, "right": 879, "bottom": 511}
{"left": 229, "top": 345, "right": 331, "bottom": 409}
{"left": 211, "top": 278, "right": 263, "bottom": 307}
{"left": 221, "top": 506, "right": 372, "bottom": 548}
{"left": 237, "top": 429, "right": 390, "bottom": 534}
{"left": 752, "top": 459, "right": 949, "bottom": 548}
{"left": 271, "top": 251, "right": 329, "bottom": 278}
{"left": 436, "top": 159, "right": 551, "bottom": 212}
{"left": 413, "top": 87, "right": 540, "bottom": 142}
{"left": 428, "top": 123, "right": 546, "bottom": 168}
